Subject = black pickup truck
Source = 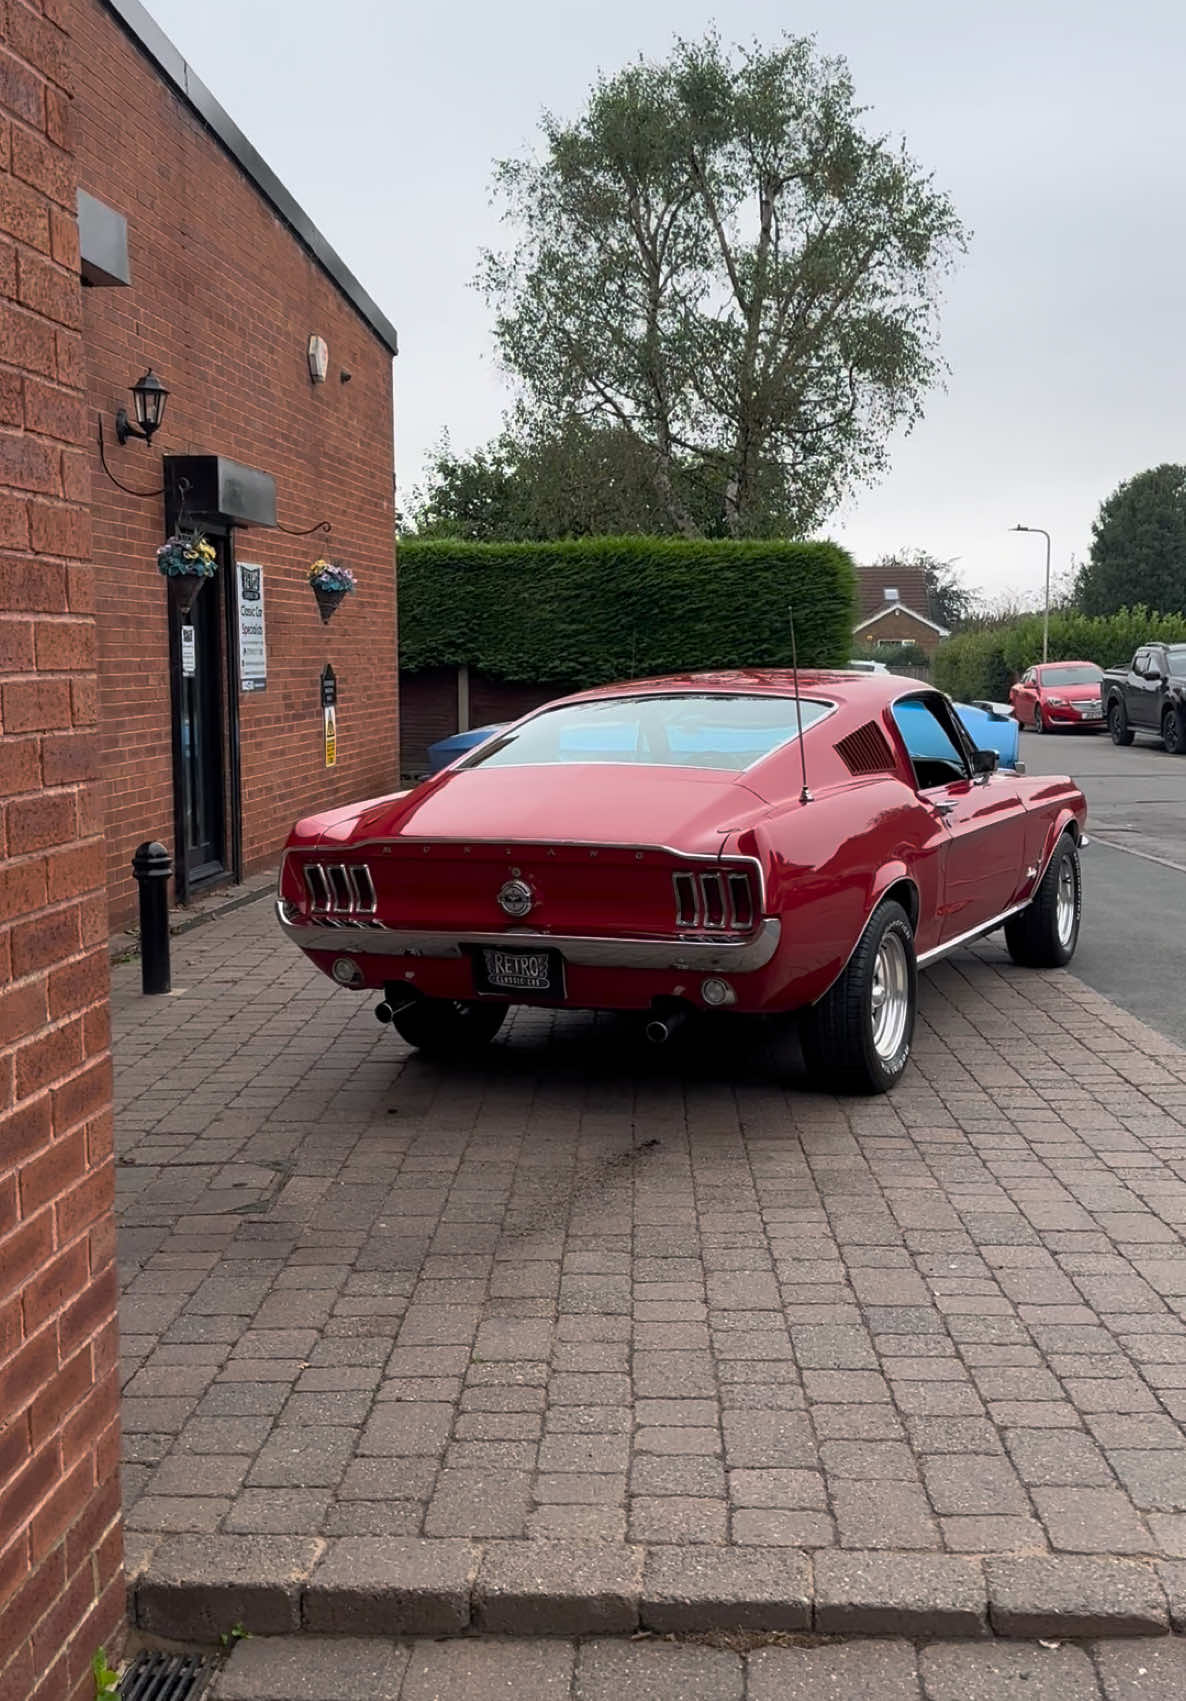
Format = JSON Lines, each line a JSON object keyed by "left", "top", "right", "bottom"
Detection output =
{"left": 1103, "top": 642, "right": 1186, "bottom": 753}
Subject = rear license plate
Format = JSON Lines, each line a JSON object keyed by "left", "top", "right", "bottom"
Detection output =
{"left": 473, "top": 946, "right": 565, "bottom": 997}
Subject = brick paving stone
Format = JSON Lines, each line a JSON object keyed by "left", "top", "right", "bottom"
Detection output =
{"left": 424, "top": 1470, "right": 533, "bottom": 1538}
{"left": 1106, "top": 1451, "right": 1186, "bottom": 1511}
{"left": 813, "top": 1550, "right": 987, "bottom": 1636}
{"left": 303, "top": 1537, "right": 479, "bottom": 1635}
{"left": 1093, "top": 1637, "right": 1186, "bottom": 1700}
{"left": 1005, "top": 1429, "right": 1114, "bottom": 1486}
{"left": 474, "top": 1540, "right": 642, "bottom": 1634}
{"left": 576, "top": 1639, "right": 743, "bottom": 1701}
{"left": 832, "top": 1480, "right": 941, "bottom": 1550}
{"left": 749, "top": 1641, "right": 921, "bottom": 1701}
{"left": 986, "top": 1556, "right": 1170, "bottom": 1635}
{"left": 919, "top": 1641, "right": 1103, "bottom": 1701}
{"left": 921, "top": 1455, "right": 1031, "bottom": 1516}
{"left": 629, "top": 1496, "right": 728, "bottom": 1544}
{"left": 135, "top": 1534, "right": 321, "bottom": 1639}
{"left": 641, "top": 1544, "right": 810, "bottom": 1631}
{"left": 1033, "top": 1488, "right": 1153, "bottom": 1554}
{"left": 732, "top": 1509, "right": 835, "bottom": 1545}
{"left": 720, "top": 1411, "right": 815, "bottom": 1467}
{"left": 400, "top": 1638, "right": 575, "bottom": 1701}
{"left": 214, "top": 1637, "right": 410, "bottom": 1701}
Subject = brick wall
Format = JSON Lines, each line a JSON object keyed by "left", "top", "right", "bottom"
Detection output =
{"left": 70, "top": 0, "right": 397, "bottom": 924}
{"left": 0, "top": 4, "right": 123, "bottom": 1699}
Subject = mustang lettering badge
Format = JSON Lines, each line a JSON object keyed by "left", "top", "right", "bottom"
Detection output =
{"left": 497, "top": 878, "right": 534, "bottom": 918}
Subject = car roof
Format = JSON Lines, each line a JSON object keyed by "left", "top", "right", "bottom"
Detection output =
{"left": 555, "top": 669, "right": 923, "bottom": 712}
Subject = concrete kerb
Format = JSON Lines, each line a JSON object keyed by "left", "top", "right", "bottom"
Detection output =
{"left": 127, "top": 1537, "right": 1178, "bottom": 1644}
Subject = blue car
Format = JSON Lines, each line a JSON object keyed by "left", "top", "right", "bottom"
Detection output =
{"left": 426, "top": 696, "right": 1022, "bottom": 776}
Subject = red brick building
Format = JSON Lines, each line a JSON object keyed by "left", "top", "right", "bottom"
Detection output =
{"left": 74, "top": 0, "right": 399, "bottom": 923}
{"left": 1, "top": 4, "right": 122, "bottom": 1697}
{"left": 1, "top": 2, "right": 399, "bottom": 1694}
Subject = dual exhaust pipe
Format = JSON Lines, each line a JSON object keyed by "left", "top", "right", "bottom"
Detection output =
{"left": 376, "top": 995, "right": 691, "bottom": 1045}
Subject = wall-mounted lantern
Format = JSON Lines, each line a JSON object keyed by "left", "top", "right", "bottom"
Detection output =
{"left": 115, "top": 369, "right": 169, "bottom": 444}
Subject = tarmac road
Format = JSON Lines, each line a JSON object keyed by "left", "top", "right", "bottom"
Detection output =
{"left": 1020, "top": 724, "right": 1186, "bottom": 1045}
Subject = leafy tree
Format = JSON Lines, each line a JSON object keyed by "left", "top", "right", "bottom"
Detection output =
{"left": 478, "top": 31, "right": 965, "bottom": 539}
{"left": 406, "top": 416, "right": 802, "bottom": 541}
{"left": 1076, "top": 464, "right": 1186, "bottom": 616}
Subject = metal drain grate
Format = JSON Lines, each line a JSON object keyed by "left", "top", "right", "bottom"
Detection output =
{"left": 120, "top": 1651, "right": 218, "bottom": 1701}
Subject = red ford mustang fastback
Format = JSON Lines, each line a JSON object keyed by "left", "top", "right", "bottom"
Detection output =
{"left": 277, "top": 671, "right": 1088, "bottom": 1094}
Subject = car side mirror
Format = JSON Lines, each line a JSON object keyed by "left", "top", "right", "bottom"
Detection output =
{"left": 972, "top": 748, "right": 998, "bottom": 776}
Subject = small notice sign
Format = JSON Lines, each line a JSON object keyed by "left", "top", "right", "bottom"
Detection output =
{"left": 180, "top": 623, "right": 196, "bottom": 677}
{"left": 236, "top": 562, "right": 267, "bottom": 692}
{"left": 320, "top": 664, "right": 337, "bottom": 709}
{"left": 324, "top": 704, "right": 337, "bottom": 767}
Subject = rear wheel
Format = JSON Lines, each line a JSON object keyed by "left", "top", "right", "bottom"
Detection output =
{"left": 1109, "top": 700, "right": 1134, "bottom": 745}
{"left": 1163, "top": 706, "right": 1186, "bottom": 755}
{"left": 390, "top": 997, "right": 507, "bottom": 1058}
{"left": 1004, "top": 834, "right": 1081, "bottom": 968}
{"left": 803, "top": 900, "right": 916, "bottom": 1095}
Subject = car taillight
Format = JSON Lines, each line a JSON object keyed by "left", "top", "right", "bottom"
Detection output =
{"left": 673, "top": 868, "right": 756, "bottom": 931}
{"left": 299, "top": 860, "right": 380, "bottom": 925}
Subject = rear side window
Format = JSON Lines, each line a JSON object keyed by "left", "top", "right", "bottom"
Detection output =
{"left": 892, "top": 698, "right": 970, "bottom": 790}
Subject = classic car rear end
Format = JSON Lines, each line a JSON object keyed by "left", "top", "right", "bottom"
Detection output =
{"left": 279, "top": 673, "right": 1087, "bottom": 1094}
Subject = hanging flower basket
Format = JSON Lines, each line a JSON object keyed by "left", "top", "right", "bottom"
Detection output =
{"left": 308, "top": 558, "right": 357, "bottom": 624}
{"left": 157, "top": 533, "right": 217, "bottom": 617}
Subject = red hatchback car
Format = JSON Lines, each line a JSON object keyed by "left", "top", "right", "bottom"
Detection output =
{"left": 278, "top": 672, "right": 1087, "bottom": 1095}
{"left": 1010, "top": 661, "right": 1106, "bottom": 733}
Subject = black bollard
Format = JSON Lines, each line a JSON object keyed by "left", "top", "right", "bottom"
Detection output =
{"left": 131, "top": 841, "right": 173, "bottom": 995}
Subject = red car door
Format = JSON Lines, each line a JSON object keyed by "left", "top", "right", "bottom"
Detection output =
{"left": 892, "top": 696, "right": 1025, "bottom": 943}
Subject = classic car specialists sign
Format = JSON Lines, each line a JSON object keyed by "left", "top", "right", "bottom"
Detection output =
{"left": 236, "top": 563, "right": 267, "bottom": 692}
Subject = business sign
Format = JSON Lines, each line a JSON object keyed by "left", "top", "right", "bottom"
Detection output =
{"left": 180, "top": 623, "right": 196, "bottom": 678}
{"left": 324, "top": 704, "right": 337, "bottom": 767}
{"left": 236, "top": 562, "right": 267, "bottom": 691}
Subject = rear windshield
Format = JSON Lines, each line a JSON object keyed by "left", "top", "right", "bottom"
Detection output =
{"left": 460, "top": 693, "right": 832, "bottom": 773}
{"left": 1040, "top": 664, "right": 1102, "bottom": 685}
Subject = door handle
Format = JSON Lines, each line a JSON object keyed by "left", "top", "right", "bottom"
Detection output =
{"left": 932, "top": 800, "right": 957, "bottom": 819}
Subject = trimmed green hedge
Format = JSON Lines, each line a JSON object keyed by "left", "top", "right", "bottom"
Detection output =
{"left": 933, "top": 606, "right": 1186, "bottom": 703}
{"left": 397, "top": 537, "right": 856, "bottom": 686}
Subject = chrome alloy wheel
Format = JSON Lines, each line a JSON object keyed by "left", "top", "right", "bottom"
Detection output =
{"left": 1055, "top": 854, "right": 1078, "bottom": 947}
{"left": 870, "top": 929, "right": 911, "bottom": 1062}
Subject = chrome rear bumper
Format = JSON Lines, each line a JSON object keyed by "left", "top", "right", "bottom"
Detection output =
{"left": 276, "top": 902, "right": 781, "bottom": 974}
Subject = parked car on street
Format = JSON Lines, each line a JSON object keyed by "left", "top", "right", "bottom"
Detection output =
{"left": 1009, "top": 662, "right": 1105, "bottom": 734}
{"left": 280, "top": 671, "right": 1086, "bottom": 1095}
{"left": 1102, "top": 644, "right": 1186, "bottom": 753}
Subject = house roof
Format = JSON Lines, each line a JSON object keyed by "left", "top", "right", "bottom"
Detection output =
{"left": 855, "top": 563, "right": 933, "bottom": 622}
{"left": 102, "top": 0, "right": 399, "bottom": 356}
{"left": 854, "top": 603, "right": 951, "bottom": 638}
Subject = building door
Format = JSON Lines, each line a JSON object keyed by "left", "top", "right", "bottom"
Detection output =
{"left": 170, "top": 528, "right": 243, "bottom": 901}
{"left": 176, "top": 545, "right": 226, "bottom": 891}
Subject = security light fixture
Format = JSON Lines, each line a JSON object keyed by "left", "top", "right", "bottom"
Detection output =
{"left": 115, "top": 369, "right": 169, "bottom": 445}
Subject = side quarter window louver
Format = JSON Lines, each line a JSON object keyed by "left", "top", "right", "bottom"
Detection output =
{"left": 836, "top": 722, "right": 896, "bottom": 776}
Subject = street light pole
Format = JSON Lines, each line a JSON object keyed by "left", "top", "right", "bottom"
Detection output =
{"left": 1011, "top": 524, "right": 1052, "bottom": 663}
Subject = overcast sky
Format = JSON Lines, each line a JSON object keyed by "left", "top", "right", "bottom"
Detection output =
{"left": 143, "top": 0, "right": 1182, "bottom": 603}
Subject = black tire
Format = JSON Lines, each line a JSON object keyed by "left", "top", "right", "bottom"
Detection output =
{"left": 1162, "top": 706, "right": 1186, "bottom": 755}
{"left": 1109, "top": 700, "right": 1134, "bottom": 746}
{"left": 390, "top": 997, "right": 507, "bottom": 1058}
{"left": 802, "top": 900, "right": 916, "bottom": 1096}
{"left": 1033, "top": 706, "right": 1046, "bottom": 734}
{"left": 1004, "top": 834, "right": 1081, "bottom": 968}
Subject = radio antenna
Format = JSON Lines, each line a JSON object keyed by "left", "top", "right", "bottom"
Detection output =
{"left": 788, "top": 603, "right": 813, "bottom": 804}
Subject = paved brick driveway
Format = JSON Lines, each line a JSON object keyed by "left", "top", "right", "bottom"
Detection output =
{"left": 114, "top": 892, "right": 1186, "bottom": 1629}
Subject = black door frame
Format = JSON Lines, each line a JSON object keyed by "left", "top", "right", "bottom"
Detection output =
{"left": 165, "top": 517, "right": 244, "bottom": 904}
